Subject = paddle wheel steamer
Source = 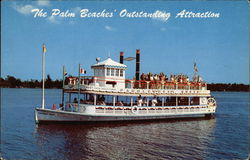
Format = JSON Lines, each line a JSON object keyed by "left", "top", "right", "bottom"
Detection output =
{"left": 35, "top": 49, "right": 217, "bottom": 123}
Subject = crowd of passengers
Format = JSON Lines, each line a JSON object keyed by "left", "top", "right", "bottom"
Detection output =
{"left": 73, "top": 95, "right": 199, "bottom": 107}
{"left": 138, "top": 72, "right": 203, "bottom": 89}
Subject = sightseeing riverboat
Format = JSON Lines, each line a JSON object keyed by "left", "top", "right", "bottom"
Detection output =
{"left": 35, "top": 49, "right": 217, "bottom": 123}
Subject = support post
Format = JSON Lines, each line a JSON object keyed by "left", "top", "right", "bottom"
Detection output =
{"left": 146, "top": 81, "right": 149, "bottom": 89}
{"left": 135, "top": 49, "right": 140, "bottom": 88}
{"left": 131, "top": 97, "right": 133, "bottom": 106}
{"left": 113, "top": 96, "right": 116, "bottom": 106}
{"left": 78, "top": 64, "right": 81, "bottom": 111}
{"left": 41, "top": 44, "right": 46, "bottom": 109}
{"left": 176, "top": 97, "right": 178, "bottom": 106}
{"left": 94, "top": 94, "right": 97, "bottom": 105}
{"left": 147, "top": 97, "right": 149, "bottom": 106}
{"left": 62, "top": 65, "right": 65, "bottom": 108}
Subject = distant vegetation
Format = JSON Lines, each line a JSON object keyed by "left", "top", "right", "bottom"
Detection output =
{"left": 0, "top": 75, "right": 62, "bottom": 89}
{"left": 0, "top": 75, "right": 249, "bottom": 92}
{"left": 207, "top": 83, "right": 249, "bottom": 92}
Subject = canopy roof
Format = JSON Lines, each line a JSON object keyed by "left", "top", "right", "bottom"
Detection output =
{"left": 91, "top": 57, "right": 127, "bottom": 69}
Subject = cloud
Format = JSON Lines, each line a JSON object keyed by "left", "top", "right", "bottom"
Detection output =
{"left": 37, "top": 0, "right": 50, "bottom": 6}
{"left": 151, "top": 10, "right": 171, "bottom": 22}
{"left": 12, "top": 3, "right": 34, "bottom": 15}
{"left": 105, "top": 25, "right": 115, "bottom": 31}
{"left": 47, "top": 16, "right": 61, "bottom": 24}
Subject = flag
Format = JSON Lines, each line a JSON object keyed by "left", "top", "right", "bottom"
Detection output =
{"left": 194, "top": 63, "right": 198, "bottom": 72}
{"left": 64, "top": 68, "right": 67, "bottom": 76}
{"left": 42, "top": 44, "right": 47, "bottom": 53}
{"left": 80, "top": 68, "right": 86, "bottom": 74}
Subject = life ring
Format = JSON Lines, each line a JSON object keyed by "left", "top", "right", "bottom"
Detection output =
{"left": 207, "top": 97, "right": 216, "bottom": 106}
{"left": 201, "top": 98, "right": 207, "bottom": 104}
{"left": 131, "top": 106, "right": 139, "bottom": 114}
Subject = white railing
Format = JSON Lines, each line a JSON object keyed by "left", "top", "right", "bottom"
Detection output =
{"left": 95, "top": 105, "right": 208, "bottom": 115}
{"left": 64, "top": 84, "right": 210, "bottom": 96}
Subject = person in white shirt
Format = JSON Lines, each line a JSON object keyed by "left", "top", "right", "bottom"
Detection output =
{"left": 137, "top": 95, "right": 143, "bottom": 107}
{"left": 152, "top": 96, "right": 158, "bottom": 106}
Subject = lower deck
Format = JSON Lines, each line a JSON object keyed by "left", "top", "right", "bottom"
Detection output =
{"left": 35, "top": 103, "right": 216, "bottom": 123}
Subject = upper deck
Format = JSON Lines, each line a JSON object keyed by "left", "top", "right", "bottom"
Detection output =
{"left": 63, "top": 50, "right": 210, "bottom": 97}
{"left": 64, "top": 76, "right": 210, "bottom": 97}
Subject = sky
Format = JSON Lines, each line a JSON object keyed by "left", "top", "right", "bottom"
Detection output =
{"left": 1, "top": 0, "right": 249, "bottom": 84}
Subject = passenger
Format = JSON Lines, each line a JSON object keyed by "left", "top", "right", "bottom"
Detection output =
{"left": 151, "top": 96, "right": 158, "bottom": 106}
{"left": 117, "top": 101, "right": 124, "bottom": 106}
{"left": 153, "top": 74, "right": 159, "bottom": 89}
{"left": 142, "top": 97, "right": 147, "bottom": 106}
{"left": 159, "top": 72, "right": 165, "bottom": 89}
{"left": 59, "top": 103, "right": 64, "bottom": 110}
{"left": 73, "top": 98, "right": 78, "bottom": 103}
{"left": 137, "top": 95, "right": 143, "bottom": 107}
{"left": 157, "top": 97, "right": 161, "bottom": 106}
{"left": 148, "top": 72, "right": 154, "bottom": 89}
{"left": 140, "top": 73, "right": 145, "bottom": 88}
{"left": 101, "top": 95, "right": 105, "bottom": 101}
{"left": 80, "top": 99, "right": 84, "bottom": 104}
{"left": 101, "top": 101, "right": 106, "bottom": 105}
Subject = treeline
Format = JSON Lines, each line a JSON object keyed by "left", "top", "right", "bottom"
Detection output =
{"left": 0, "top": 75, "right": 62, "bottom": 88}
{"left": 207, "top": 83, "right": 249, "bottom": 92}
{"left": 0, "top": 75, "right": 249, "bottom": 92}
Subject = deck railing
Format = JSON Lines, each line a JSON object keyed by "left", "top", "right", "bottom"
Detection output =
{"left": 66, "top": 76, "right": 207, "bottom": 90}
{"left": 63, "top": 103, "right": 208, "bottom": 114}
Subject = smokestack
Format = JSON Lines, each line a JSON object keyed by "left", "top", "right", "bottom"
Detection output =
{"left": 135, "top": 49, "right": 140, "bottom": 81}
{"left": 120, "top": 51, "right": 124, "bottom": 64}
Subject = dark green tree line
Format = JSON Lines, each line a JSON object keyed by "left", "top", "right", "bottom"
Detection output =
{"left": 0, "top": 75, "right": 62, "bottom": 88}
{"left": 0, "top": 75, "right": 249, "bottom": 91}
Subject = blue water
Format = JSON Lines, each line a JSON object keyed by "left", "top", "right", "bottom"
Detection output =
{"left": 0, "top": 88, "right": 249, "bottom": 160}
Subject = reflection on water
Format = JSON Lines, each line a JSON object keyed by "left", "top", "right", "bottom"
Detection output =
{"left": 34, "top": 118, "right": 216, "bottom": 160}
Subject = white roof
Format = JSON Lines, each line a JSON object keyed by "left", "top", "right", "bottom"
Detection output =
{"left": 91, "top": 57, "right": 127, "bottom": 69}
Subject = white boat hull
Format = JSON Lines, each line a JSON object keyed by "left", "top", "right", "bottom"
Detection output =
{"left": 35, "top": 105, "right": 215, "bottom": 123}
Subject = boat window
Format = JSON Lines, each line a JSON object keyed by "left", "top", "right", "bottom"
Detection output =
{"left": 120, "top": 70, "right": 123, "bottom": 77}
{"left": 116, "top": 69, "right": 119, "bottom": 76}
{"left": 95, "top": 69, "right": 98, "bottom": 76}
{"left": 111, "top": 68, "right": 114, "bottom": 76}
{"left": 177, "top": 97, "right": 189, "bottom": 106}
{"left": 165, "top": 97, "right": 177, "bottom": 106}
{"left": 97, "top": 69, "right": 100, "bottom": 76}
{"left": 190, "top": 97, "right": 200, "bottom": 105}
{"left": 107, "top": 68, "right": 110, "bottom": 76}
{"left": 76, "top": 93, "right": 94, "bottom": 105}
{"left": 101, "top": 69, "right": 104, "bottom": 76}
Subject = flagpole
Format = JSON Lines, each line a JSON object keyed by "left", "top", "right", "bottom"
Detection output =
{"left": 42, "top": 44, "right": 46, "bottom": 109}
{"left": 194, "top": 63, "right": 196, "bottom": 82}
{"left": 62, "top": 65, "right": 65, "bottom": 108}
{"left": 78, "top": 64, "right": 81, "bottom": 111}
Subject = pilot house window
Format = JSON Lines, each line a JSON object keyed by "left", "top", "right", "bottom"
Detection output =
{"left": 107, "top": 68, "right": 110, "bottom": 76}
{"left": 120, "top": 70, "right": 123, "bottom": 77}
{"left": 116, "top": 69, "right": 119, "bottom": 76}
{"left": 111, "top": 69, "right": 114, "bottom": 76}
